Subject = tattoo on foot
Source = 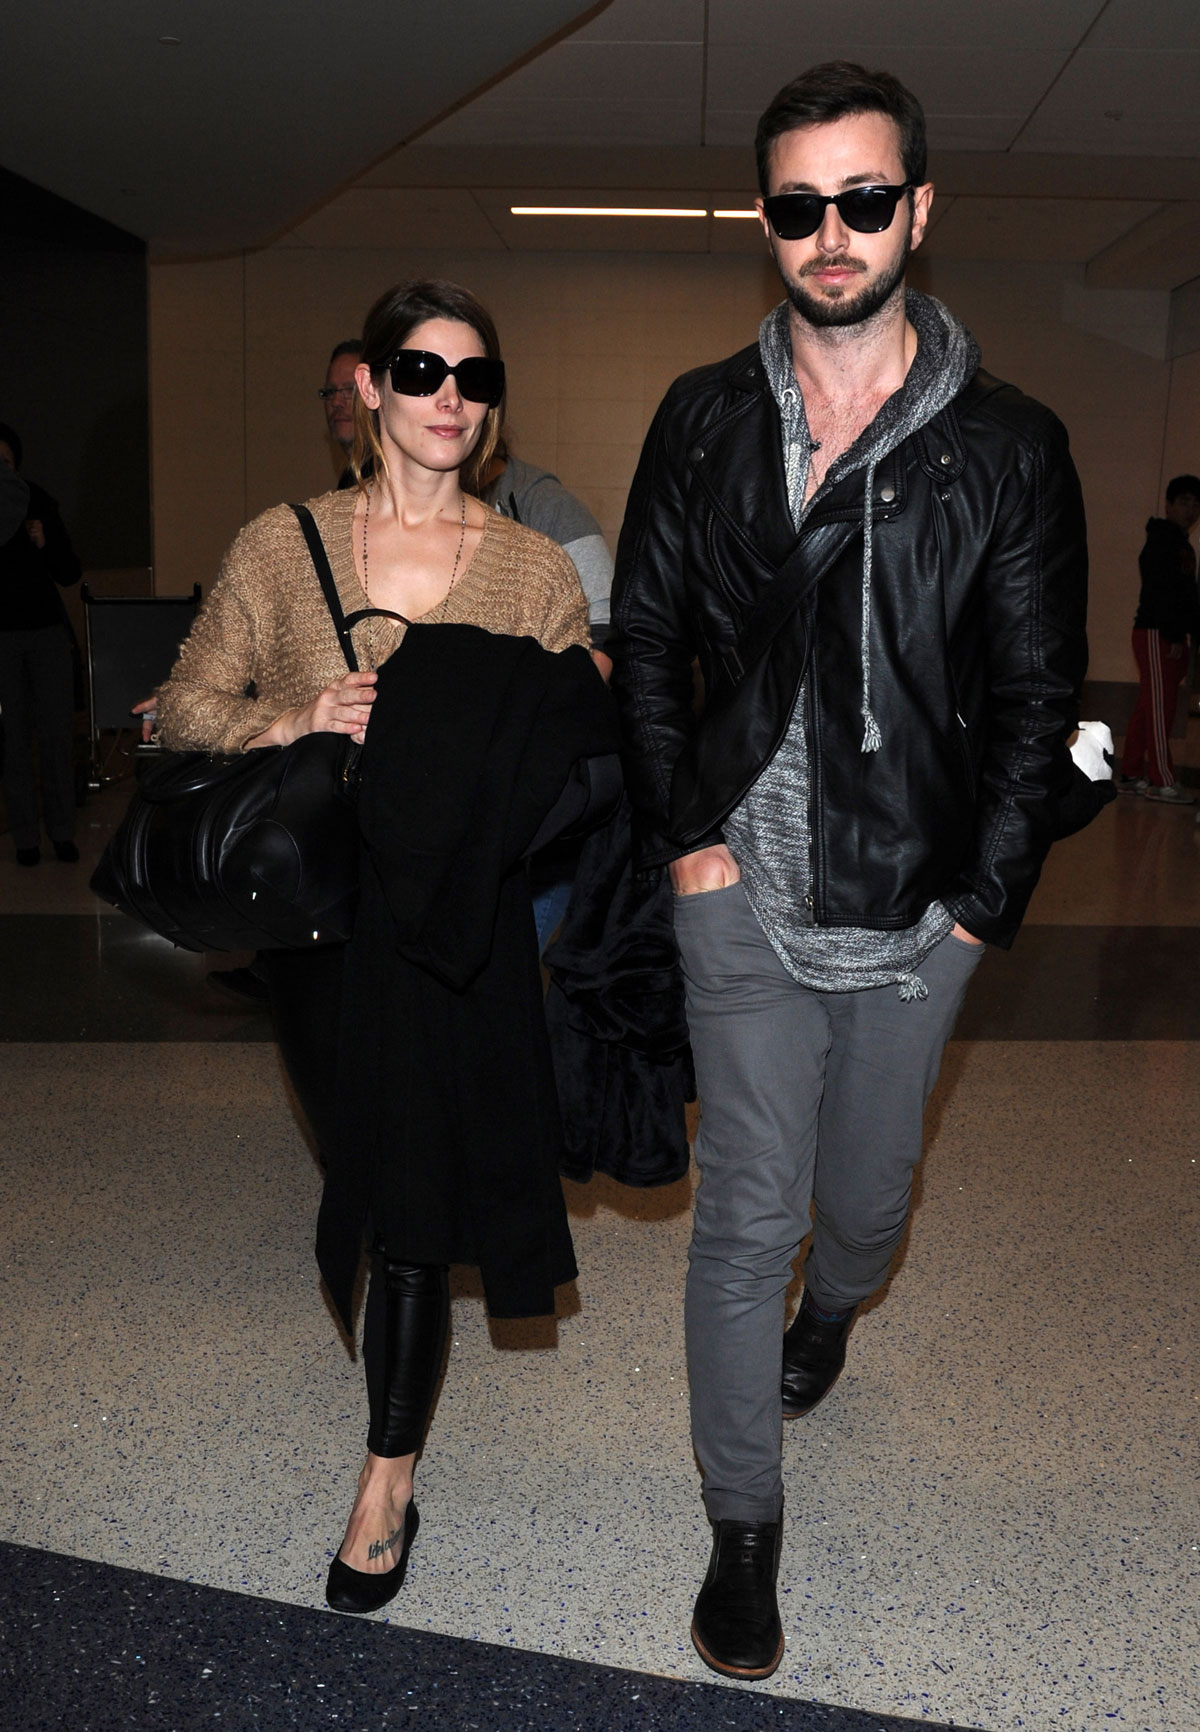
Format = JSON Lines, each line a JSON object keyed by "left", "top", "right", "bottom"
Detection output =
{"left": 367, "top": 1524, "right": 403, "bottom": 1562}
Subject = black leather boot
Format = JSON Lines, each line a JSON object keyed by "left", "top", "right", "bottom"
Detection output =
{"left": 781, "top": 1293, "right": 856, "bottom": 1418}
{"left": 690, "top": 1517, "right": 784, "bottom": 1679}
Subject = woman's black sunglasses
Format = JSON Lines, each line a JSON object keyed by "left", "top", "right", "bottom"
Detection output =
{"left": 763, "top": 183, "right": 913, "bottom": 241}
{"left": 388, "top": 349, "right": 505, "bottom": 407}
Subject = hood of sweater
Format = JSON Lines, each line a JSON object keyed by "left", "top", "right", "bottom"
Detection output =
{"left": 759, "top": 289, "right": 982, "bottom": 750}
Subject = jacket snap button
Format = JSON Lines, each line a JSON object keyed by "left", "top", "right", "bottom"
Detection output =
{"left": 879, "top": 485, "right": 896, "bottom": 503}
{"left": 689, "top": 445, "right": 705, "bottom": 462}
{"left": 939, "top": 451, "right": 953, "bottom": 465}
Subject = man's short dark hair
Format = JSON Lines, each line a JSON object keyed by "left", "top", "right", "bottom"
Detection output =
{"left": 755, "top": 61, "right": 927, "bottom": 197}
{"left": 327, "top": 338, "right": 362, "bottom": 366}
{"left": 1166, "top": 474, "right": 1200, "bottom": 503}
{"left": 0, "top": 421, "right": 23, "bottom": 469}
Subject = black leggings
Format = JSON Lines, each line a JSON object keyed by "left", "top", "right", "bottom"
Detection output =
{"left": 258, "top": 950, "right": 447, "bottom": 1457}
{"left": 362, "top": 1253, "right": 450, "bottom": 1458}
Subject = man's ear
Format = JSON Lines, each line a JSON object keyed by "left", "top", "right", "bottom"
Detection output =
{"left": 909, "top": 182, "right": 934, "bottom": 252}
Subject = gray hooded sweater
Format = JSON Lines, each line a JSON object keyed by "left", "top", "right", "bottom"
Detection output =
{"left": 722, "top": 290, "right": 982, "bottom": 998}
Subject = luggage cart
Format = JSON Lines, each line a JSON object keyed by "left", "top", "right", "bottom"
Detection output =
{"left": 81, "top": 584, "right": 200, "bottom": 788}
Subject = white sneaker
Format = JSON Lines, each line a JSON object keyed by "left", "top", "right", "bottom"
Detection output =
{"left": 1143, "top": 782, "right": 1196, "bottom": 805}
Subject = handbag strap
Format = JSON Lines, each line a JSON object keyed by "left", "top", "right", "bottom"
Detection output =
{"left": 289, "top": 502, "right": 410, "bottom": 674}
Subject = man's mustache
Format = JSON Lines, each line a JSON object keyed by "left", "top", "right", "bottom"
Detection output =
{"left": 799, "top": 256, "right": 868, "bottom": 278}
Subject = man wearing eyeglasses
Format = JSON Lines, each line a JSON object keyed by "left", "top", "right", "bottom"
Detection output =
{"left": 611, "top": 62, "right": 1092, "bottom": 1679}
{"left": 318, "top": 338, "right": 363, "bottom": 487}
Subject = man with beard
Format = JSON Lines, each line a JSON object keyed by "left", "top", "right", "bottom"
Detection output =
{"left": 610, "top": 62, "right": 1091, "bottom": 1679}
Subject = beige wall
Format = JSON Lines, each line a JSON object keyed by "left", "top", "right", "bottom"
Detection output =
{"left": 150, "top": 242, "right": 1200, "bottom": 681}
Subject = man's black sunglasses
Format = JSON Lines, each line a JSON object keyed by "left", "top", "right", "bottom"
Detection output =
{"left": 762, "top": 184, "right": 913, "bottom": 241}
{"left": 388, "top": 350, "right": 505, "bottom": 407}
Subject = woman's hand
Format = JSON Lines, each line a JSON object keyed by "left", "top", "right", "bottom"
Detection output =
{"left": 131, "top": 695, "right": 158, "bottom": 742}
{"left": 247, "top": 671, "right": 378, "bottom": 749}
{"left": 669, "top": 843, "right": 741, "bottom": 895}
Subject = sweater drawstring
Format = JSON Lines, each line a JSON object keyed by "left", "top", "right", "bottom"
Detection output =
{"left": 897, "top": 972, "right": 928, "bottom": 1002}
{"left": 860, "top": 459, "right": 881, "bottom": 753}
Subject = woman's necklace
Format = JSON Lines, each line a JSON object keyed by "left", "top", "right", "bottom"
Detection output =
{"left": 361, "top": 486, "right": 469, "bottom": 646}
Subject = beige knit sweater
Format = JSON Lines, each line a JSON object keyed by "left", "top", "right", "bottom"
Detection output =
{"left": 157, "top": 487, "right": 591, "bottom": 754}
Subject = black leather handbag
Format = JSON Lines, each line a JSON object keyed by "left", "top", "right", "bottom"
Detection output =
{"left": 90, "top": 504, "right": 402, "bottom": 953}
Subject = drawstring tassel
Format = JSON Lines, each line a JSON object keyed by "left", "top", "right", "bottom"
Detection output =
{"left": 860, "top": 459, "right": 881, "bottom": 753}
{"left": 897, "top": 974, "right": 928, "bottom": 1002}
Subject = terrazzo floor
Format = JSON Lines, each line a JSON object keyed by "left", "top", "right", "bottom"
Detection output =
{"left": 1, "top": 779, "right": 1198, "bottom": 1731}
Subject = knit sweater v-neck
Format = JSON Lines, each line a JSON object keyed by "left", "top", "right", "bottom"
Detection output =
{"left": 158, "top": 486, "right": 589, "bottom": 755}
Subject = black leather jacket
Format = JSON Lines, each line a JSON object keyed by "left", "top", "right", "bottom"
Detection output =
{"left": 610, "top": 342, "right": 1089, "bottom": 949}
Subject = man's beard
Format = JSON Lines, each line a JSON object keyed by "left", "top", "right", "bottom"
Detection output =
{"left": 780, "top": 232, "right": 911, "bottom": 329}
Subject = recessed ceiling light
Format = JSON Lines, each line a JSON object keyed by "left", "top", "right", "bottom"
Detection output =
{"left": 713, "top": 209, "right": 759, "bottom": 220}
{"left": 510, "top": 206, "right": 707, "bottom": 219}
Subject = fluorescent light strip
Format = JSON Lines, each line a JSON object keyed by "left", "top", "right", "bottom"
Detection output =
{"left": 510, "top": 205, "right": 708, "bottom": 218}
{"left": 509, "top": 205, "right": 761, "bottom": 221}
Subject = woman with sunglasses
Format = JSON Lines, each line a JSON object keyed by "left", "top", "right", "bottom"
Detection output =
{"left": 154, "top": 280, "right": 598, "bottom": 1615}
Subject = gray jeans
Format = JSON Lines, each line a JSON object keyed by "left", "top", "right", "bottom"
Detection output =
{"left": 673, "top": 882, "right": 984, "bottom": 1522}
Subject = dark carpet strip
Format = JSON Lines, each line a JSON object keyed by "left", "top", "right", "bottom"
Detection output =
{"left": 3, "top": 914, "right": 1199, "bottom": 1042}
{"left": 0, "top": 1542, "right": 955, "bottom": 1732}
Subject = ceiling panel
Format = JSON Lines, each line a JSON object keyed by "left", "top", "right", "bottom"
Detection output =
{"left": 1015, "top": 52, "right": 1200, "bottom": 156}
{"left": 421, "top": 38, "right": 703, "bottom": 147}
{"left": 572, "top": 0, "right": 704, "bottom": 41}
{"left": 1087, "top": 0, "right": 1200, "bottom": 51}
{"left": 277, "top": 189, "right": 506, "bottom": 252}
{"left": 703, "top": 107, "right": 1030, "bottom": 154}
{"left": 707, "top": 44, "right": 1066, "bottom": 118}
{"left": 424, "top": 99, "right": 700, "bottom": 150}
{"left": 924, "top": 197, "right": 1163, "bottom": 262}
{"left": 449, "top": 39, "right": 702, "bottom": 102}
{"left": 706, "top": 0, "right": 1100, "bottom": 51}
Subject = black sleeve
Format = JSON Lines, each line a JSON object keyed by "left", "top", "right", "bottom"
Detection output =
{"left": 28, "top": 484, "right": 82, "bottom": 589}
{"left": 943, "top": 412, "right": 1090, "bottom": 946}
{"left": 609, "top": 392, "right": 709, "bottom": 867}
{"left": 0, "top": 467, "right": 30, "bottom": 542}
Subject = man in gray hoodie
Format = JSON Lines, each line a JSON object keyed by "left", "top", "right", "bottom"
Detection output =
{"left": 611, "top": 62, "right": 1091, "bottom": 1679}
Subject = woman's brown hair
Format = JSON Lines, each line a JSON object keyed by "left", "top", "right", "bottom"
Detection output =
{"left": 349, "top": 279, "right": 505, "bottom": 496}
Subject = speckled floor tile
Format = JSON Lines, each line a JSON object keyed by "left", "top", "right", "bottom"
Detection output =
{"left": 2, "top": 1041, "right": 1196, "bottom": 1730}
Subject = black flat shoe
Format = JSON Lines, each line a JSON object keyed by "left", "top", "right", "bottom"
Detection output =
{"left": 16, "top": 848, "right": 40, "bottom": 867}
{"left": 691, "top": 1517, "right": 784, "bottom": 1679}
{"left": 325, "top": 1502, "right": 419, "bottom": 1614}
{"left": 781, "top": 1295, "right": 856, "bottom": 1418}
